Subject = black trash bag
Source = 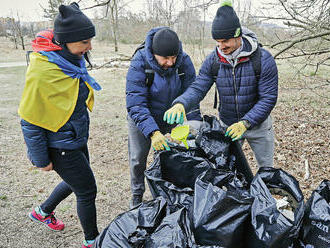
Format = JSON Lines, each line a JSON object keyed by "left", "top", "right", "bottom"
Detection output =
{"left": 144, "top": 207, "right": 195, "bottom": 247}
{"left": 247, "top": 167, "right": 305, "bottom": 248}
{"left": 193, "top": 168, "right": 253, "bottom": 247}
{"left": 145, "top": 146, "right": 214, "bottom": 209}
{"left": 299, "top": 179, "right": 330, "bottom": 247}
{"left": 196, "top": 115, "right": 253, "bottom": 184}
{"left": 93, "top": 197, "right": 167, "bottom": 248}
{"left": 195, "top": 115, "right": 230, "bottom": 167}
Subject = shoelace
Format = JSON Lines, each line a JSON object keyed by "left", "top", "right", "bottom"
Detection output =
{"left": 49, "top": 213, "right": 57, "bottom": 224}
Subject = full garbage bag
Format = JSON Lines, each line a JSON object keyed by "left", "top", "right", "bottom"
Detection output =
{"left": 196, "top": 115, "right": 253, "bottom": 184}
{"left": 193, "top": 168, "right": 253, "bottom": 247}
{"left": 93, "top": 197, "right": 167, "bottom": 248}
{"left": 145, "top": 146, "right": 214, "bottom": 209}
{"left": 247, "top": 167, "right": 305, "bottom": 248}
{"left": 144, "top": 207, "right": 195, "bottom": 247}
{"left": 299, "top": 179, "right": 330, "bottom": 247}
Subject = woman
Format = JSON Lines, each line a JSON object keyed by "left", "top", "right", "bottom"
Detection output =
{"left": 18, "top": 3, "right": 101, "bottom": 247}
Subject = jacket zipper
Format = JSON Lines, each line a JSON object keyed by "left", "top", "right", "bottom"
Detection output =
{"left": 232, "top": 67, "right": 240, "bottom": 121}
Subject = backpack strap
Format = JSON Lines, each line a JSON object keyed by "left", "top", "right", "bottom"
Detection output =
{"left": 131, "top": 40, "right": 156, "bottom": 87}
{"left": 211, "top": 54, "right": 220, "bottom": 109}
{"left": 144, "top": 61, "right": 155, "bottom": 87}
{"left": 26, "top": 50, "right": 33, "bottom": 66}
{"left": 250, "top": 44, "right": 262, "bottom": 83}
{"left": 145, "top": 62, "right": 185, "bottom": 88}
{"left": 132, "top": 41, "right": 145, "bottom": 59}
{"left": 178, "top": 64, "right": 185, "bottom": 83}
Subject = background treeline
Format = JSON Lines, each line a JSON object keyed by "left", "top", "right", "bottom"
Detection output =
{"left": 0, "top": 0, "right": 329, "bottom": 77}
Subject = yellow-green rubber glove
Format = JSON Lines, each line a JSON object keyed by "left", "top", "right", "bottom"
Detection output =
{"left": 225, "top": 121, "right": 247, "bottom": 141}
{"left": 163, "top": 103, "right": 186, "bottom": 125}
{"left": 151, "top": 131, "right": 170, "bottom": 151}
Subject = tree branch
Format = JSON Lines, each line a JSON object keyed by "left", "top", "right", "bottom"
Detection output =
{"left": 276, "top": 50, "right": 330, "bottom": 59}
{"left": 272, "top": 31, "right": 330, "bottom": 58}
{"left": 82, "top": 0, "right": 111, "bottom": 10}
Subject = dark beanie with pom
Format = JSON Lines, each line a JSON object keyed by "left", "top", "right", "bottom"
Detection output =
{"left": 152, "top": 28, "right": 180, "bottom": 57}
{"left": 54, "top": 2, "right": 95, "bottom": 43}
{"left": 211, "top": 0, "right": 241, "bottom": 40}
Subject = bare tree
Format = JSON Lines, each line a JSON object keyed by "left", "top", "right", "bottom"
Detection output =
{"left": 41, "top": 0, "right": 69, "bottom": 21}
{"left": 7, "top": 18, "right": 18, "bottom": 49}
{"left": 85, "top": 0, "right": 134, "bottom": 52}
{"left": 15, "top": 14, "right": 25, "bottom": 50}
{"left": 258, "top": 0, "right": 329, "bottom": 75}
{"left": 109, "top": 0, "right": 119, "bottom": 52}
{"left": 146, "top": 0, "right": 179, "bottom": 27}
{"left": 6, "top": 13, "right": 26, "bottom": 50}
{"left": 186, "top": 0, "right": 218, "bottom": 59}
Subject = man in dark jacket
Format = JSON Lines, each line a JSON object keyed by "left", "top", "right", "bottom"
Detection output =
{"left": 126, "top": 27, "right": 202, "bottom": 208}
{"left": 164, "top": 1, "right": 278, "bottom": 168}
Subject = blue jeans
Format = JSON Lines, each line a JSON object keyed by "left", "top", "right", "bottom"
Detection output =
{"left": 40, "top": 145, "right": 99, "bottom": 240}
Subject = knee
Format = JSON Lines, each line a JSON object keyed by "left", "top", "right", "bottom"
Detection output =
{"left": 76, "top": 183, "right": 97, "bottom": 202}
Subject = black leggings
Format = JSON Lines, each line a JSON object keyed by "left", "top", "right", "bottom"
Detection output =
{"left": 40, "top": 145, "right": 99, "bottom": 240}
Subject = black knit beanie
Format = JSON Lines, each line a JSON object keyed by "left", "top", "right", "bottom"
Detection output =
{"left": 54, "top": 2, "right": 95, "bottom": 43}
{"left": 211, "top": 0, "right": 242, "bottom": 40}
{"left": 152, "top": 28, "right": 180, "bottom": 57}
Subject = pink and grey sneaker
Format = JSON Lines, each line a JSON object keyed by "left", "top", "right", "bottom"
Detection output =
{"left": 82, "top": 240, "right": 95, "bottom": 248}
{"left": 28, "top": 208, "right": 64, "bottom": 231}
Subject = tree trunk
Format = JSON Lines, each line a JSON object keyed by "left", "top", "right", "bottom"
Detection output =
{"left": 110, "top": 0, "right": 118, "bottom": 52}
{"left": 20, "top": 35, "right": 25, "bottom": 50}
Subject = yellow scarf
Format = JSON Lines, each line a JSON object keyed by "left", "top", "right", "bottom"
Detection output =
{"left": 18, "top": 52, "right": 94, "bottom": 132}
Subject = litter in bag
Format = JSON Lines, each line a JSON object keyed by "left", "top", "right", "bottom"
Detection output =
{"left": 247, "top": 167, "right": 305, "bottom": 248}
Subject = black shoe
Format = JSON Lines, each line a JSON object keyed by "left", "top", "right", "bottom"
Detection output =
{"left": 129, "top": 195, "right": 143, "bottom": 209}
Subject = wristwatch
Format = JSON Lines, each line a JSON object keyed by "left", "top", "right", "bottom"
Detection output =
{"left": 241, "top": 120, "right": 251, "bottom": 129}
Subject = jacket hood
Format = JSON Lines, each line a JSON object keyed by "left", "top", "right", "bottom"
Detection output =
{"left": 239, "top": 26, "right": 258, "bottom": 57}
{"left": 32, "top": 29, "right": 62, "bottom": 52}
{"left": 144, "top": 26, "right": 184, "bottom": 75}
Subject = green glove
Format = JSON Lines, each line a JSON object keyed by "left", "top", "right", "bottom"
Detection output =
{"left": 163, "top": 103, "right": 186, "bottom": 125}
{"left": 151, "top": 131, "right": 170, "bottom": 151}
{"left": 225, "top": 121, "right": 247, "bottom": 141}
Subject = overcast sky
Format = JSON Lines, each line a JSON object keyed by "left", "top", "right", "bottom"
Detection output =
{"left": 1, "top": 0, "right": 140, "bottom": 21}
{"left": 0, "top": 0, "right": 270, "bottom": 22}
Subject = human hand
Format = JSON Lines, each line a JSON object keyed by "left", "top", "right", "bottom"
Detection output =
{"left": 225, "top": 121, "right": 247, "bottom": 141}
{"left": 40, "top": 162, "right": 53, "bottom": 171}
{"left": 163, "top": 103, "right": 185, "bottom": 125}
{"left": 151, "top": 131, "right": 170, "bottom": 151}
